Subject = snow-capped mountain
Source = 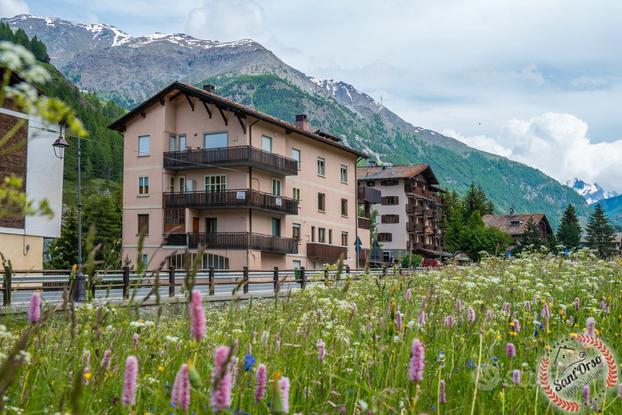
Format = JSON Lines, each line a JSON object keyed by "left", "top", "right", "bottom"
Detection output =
{"left": 566, "top": 178, "right": 617, "bottom": 205}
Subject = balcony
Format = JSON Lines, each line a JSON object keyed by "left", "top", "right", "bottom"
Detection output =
{"left": 358, "top": 216, "right": 371, "bottom": 229}
{"left": 307, "top": 243, "right": 347, "bottom": 264}
{"left": 164, "top": 189, "right": 298, "bottom": 215}
{"left": 164, "top": 146, "right": 298, "bottom": 176}
{"left": 357, "top": 186, "right": 382, "bottom": 204}
{"left": 165, "top": 232, "right": 298, "bottom": 254}
{"left": 406, "top": 204, "right": 424, "bottom": 215}
{"left": 407, "top": 222, "right": 424, "bottom": 233}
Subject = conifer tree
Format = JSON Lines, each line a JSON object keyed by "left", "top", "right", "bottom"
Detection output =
{"left": 557, "top": 204, "right": 582, "bottom": 249}
{"left": 585, "top": 204, "right": 616, "bottom": 259}
{"left": 519, "top": 217, "right": 545, "bottom": 251}
{"left": 462, "top": 182, "right": 493, "bottom": 221}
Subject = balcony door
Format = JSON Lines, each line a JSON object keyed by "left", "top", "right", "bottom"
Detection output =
{"left": 261, "top": 136, "right": 272, "bottom": 153}
{"left": 193, "top": 217, "right": 200, "bottom": 234}
{"left": 271, "top": 218, "right": 281, "bottom": 237}
{"left": 205, "top": 218, "right": 217, "bottom": 234}
{"left": 205, "top": 175, "right": 227, "bottom": 192}
{"left": 204, "top": 132, "right": 228, "bottom": 149}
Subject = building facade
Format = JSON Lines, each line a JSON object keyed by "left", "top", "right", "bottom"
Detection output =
{"left": 110, "top": 82, "right": 369, "bottom": 270}
{"left": 357, "top": 165, "right": 446, "bottom": 262}
{"left": 0, "top": 97, "right": 64, "bottom": 270}
{"left": 482, "top": 213, "right": 552, "bottom": 245}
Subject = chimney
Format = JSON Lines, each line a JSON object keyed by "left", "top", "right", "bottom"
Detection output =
{"left": 295, "top": 114, "right": 309, "bottom": 131}
{"left": 203, "top": 84, "right": 216, "bottom": 93}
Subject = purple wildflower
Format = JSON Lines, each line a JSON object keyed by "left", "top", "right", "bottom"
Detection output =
{"left": 456, "top": 299, "right": 463, "bottom": 313}
{"left": 502, "top": 302, "right": 510, "bottom": 313}
{"left": 418, "top": 310, "right": 426, "bottom": 326}
{"left": 512, "top": 369, "right": 521, "bottom": 384}
{"left": 524, "top": 301, "right": 531, "bottom": 312}
{"left": 443, "top": 315, "right": 455, "bottom": 328}
{"left": 189, "top": 289, "right": 206, "bottom": 341}
{"left": 486, "top": 309, "right": 493, "bottom": 320}
{"left": 405, "top": 288, "right": 412, "bottom": 301}
{"left": 100, "top": 349, "right": 112, "bottom": 370}
{"left": 439, "top": 379, "right": 446, "bottom": 404}
{"left": 172, "top": 363, "right": 190, "bottom": 411}
{"left": 211, "top": 346, "right": 232, "bottom": 411}
{"left": 28, "top": 291, "right": 41, "bottom": 324}
{"left": 467, "top": 306, "right": 475, "bottom": 324}
{"left": 122, "top": 356, "right": 138, "bottom": 407}
{"left": 506, "top": 342, "right": 516, "bottom": 358}
{"left": 132, "top": 333, "right": 140, "bottom": 348}
{"left": 512, "top": 318, "right": 521, "bottom": 333}
{"left": 541, "top": 303, "right": 550, "bottom": 320}
{"left": 583, "top": 384, "right": 590, "bottom": 404}
{"left": 278, "top": 376, "right": 290, "bottom": 413}
{"left": 574, "top": 297, "right": 580, "bottom": 311}
{"left": 396, "top": 312, "right": 403, "bottom": 333}
{"left": 317, "top": 339, "right": 327, "bottom": 362}
{"left": 585, "top": 317, "right": 596, "bottom": 337}
{"left": 408, "top": 339, "right": 425, "bottom": 382}
{"left": 255, "top": 364, "right": 267, "bottom": 401}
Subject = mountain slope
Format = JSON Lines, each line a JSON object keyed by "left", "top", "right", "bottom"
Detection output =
{"left": 5, "top": 14, "right": 589, "bottom": 226}
{"left": 566, "top": 177, "right": 617, "bottom": 205}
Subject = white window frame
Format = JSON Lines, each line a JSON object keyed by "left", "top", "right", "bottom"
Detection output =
{"left": 168, "top": 134, "right": 177, "bottom": 152}
{"left": 203, "top": 132, "right": 228, "bottom": 149}
{"left": 261, "top": 135, "right": 272, "bottom": 153}
{"left": 138, "top": 135, "right": 150, "bottom": 156}
{"left": 205, "top": 175, "right": 227, "bottom": 192}
{"left": 138, "top": 176, "right": 149, "bottom": 195}
{"left": 179, "top": 177, "right": 186, "bottom": 193}
{"left": 317, "top": 157, "right": 326, "bottom": 177}
{"left": 178, "top": 134, "right": 187, "bottom": 151}
{"left": 292, "top": 187, "right": 301, "bottom": 202}
{"left": 291, "top": 148, "right": 301, "bottom": 170}
{"left": 169, "top": 177, "right": 175, "bottom": 192}
{"left": 340, "top": 164, "right": 348, "bottom": 183}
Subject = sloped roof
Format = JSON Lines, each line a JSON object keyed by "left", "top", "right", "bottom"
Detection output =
{"left": 357, "top": 164, "right": 438, "bottom": 184}
{"left": 482, "top": 214, "right": 552, "bottom": 236}
{"left": 108, "top": 81, "right": 366, "bottom": 158}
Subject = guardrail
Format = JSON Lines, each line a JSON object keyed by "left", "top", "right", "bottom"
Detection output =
{"left": 0, "top": 266, "right": 429, "bottom": 307}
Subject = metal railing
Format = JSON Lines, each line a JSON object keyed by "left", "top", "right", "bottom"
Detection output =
{"left": 164, "top": 189, "right": 298, "bottom": 214}
{"left": 164, "top": 145, "right": 298, "bottom": 175}
{"left": 0, "top": 266, "right": 432, "bottom": 307}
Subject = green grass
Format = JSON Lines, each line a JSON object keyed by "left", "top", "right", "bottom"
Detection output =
{"left": 1, "top": 252, "right": 621, "bottom": 413}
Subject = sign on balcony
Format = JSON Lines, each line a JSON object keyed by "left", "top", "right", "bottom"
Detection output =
{"left": 236, "top": 191, "right": 246, "bottom": 200}
{"left": 275, "top": 197, "right": 282, "bottom": 206}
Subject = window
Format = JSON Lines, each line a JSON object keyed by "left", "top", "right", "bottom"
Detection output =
{"left": 291, "top": 148, "right": 301, "bottom": 170}
{"left": 138, "top": 176, "right": 149, "bottom": 195}
{"left": 205, "top": 218, "right": 217, "bottom": 233}
{"left": 292, "top": 260, "right": 301, "bottom": 269}
{"left": 318, "top": 227, "right": 326, "bottom": 243}
{"left": 179, "top": 177, "right": 186, "bottom": 193}
{"left": 380, "top": 179, "right": 399, "bottom": 186}
{"left": 204, "top": 132, "right": 227, "bottom": 149}
{"left": 138, "top": 135, "right": 150, "bottom": 156}
{"left": 138, "top": 214, "right": 149, "bottom": 235}
{"left": 381, "top": 214, "right": 400, "bottom": 224}
{"left": 317, "top": 157, "right": 325, "bottom": 177}
{"left": 311, "top": 226, "right": 316, "bottom": 242}
{"left": 340, "top": 164, "right": 348, "bottom": 183}
{"left": 292, "top": 223, "right": 301, "bottom": 240}
{"left": 341, "top": 232, "right": 349, "bottom": 247}
{"left": 328, "top": 229, "right": 333, "bottom": 245}
{"left": 293, "top": 187, "right": 301, "bottom": 202}
{"left": 168, "top": 134, "right": 177, "bottom": 152}
{"left": 261, "top": 135, "right": 272, "bottom": 152}
{"left": 271, "top": 218, "right": 281, "bottom": 237}
{"left": 169, "top": 253, "right": 229, "bottom": 270}
{"left": 165, "top": 209, "right": 185, "bottom": 225}
{"left": 366, "top": 180, "right": 375, "bottom": 187}
{"left": 317, "top": 193, "right": 326, "bottom": 212}
{"left": 142, "top": 254, "right": 149, "bottom": 265}
{"left": 381, "top": 196, "right": 399, "bottom": 205}
{"left": 169, "top": 177, "right": 175, "bottom": 192}
{"left": 178, "top": 134, "right": 187, "bottom": 151}
{"left": 341, "top": 198, "right": 348, "bottom": 216}
{"left": 272, "top": 178, "right": 281, "bottom": 196}
{"left": 205, "top": 175, "right": 227, "bottom": 192}
{"left": 378, "top": 233, "right": 392, "bottom": 242}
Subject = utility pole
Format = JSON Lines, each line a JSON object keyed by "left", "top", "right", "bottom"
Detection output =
{"left": 75, "top": 135, "right": 85, "bottom": 301}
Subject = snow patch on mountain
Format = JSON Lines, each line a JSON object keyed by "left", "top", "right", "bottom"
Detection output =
{"left": 566, "top": 177, "right": 618, "bottom": 204}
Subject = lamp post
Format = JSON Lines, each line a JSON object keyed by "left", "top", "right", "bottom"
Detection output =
{"left": 53, "top": 122, "right": 85, "bottom": 301}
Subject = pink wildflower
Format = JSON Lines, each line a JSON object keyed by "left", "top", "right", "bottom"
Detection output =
{"left": 317, "top": 339, "right": 327, "bottom": 362}
{"left": 512, "top": 369, "right": 521, "bottom": 384}
{"left": 486, "top": 309, "right": 493, "bottom": 320}
{"left": 456, "top": 299, "right": 463, "bottom": 312}
{"left": 418, "top": 310, "right": 426, "bottom": 326}
{"left": 396, "top": 311, "right": 403, "bottom": 333}
{"left": 28, "top": 291, "right": 41, "bottom": 324}
{"left": 506, "top": 342, "right": 516, "bottom": 358}
{"left": 254, "top": 364, "right": 267, "bottom": 401}
{"left": 122, "top": 356, "right": 138, "bottom": 407}
{"left": 574, "top": 297, "right": 580, "bottom": 311}
{"left": 512, "top": 318, "right": 521, "bottom": 333}
{"left": 408, "top": 339, "right": 425, "bottom": 382}
{"left": 583, "top": 384, "right": 590, "bottom": 404}
{"left": 467, "top": 306, "right": 475, "bottom": 324}
{"left": 585, "top": 317, "right": 596, "bottom": 337}
{"left": 100, "top": 349, "right": 112, "bottom": 370}
{"left": 172, "top": 363, "right": 190, "bottom": 410}
{"left": 189, "top": 289, "right": 206, "bottom": 341}
{"left": 405, "top": 289, "right": 412, "bottom": 301}
{"left": 278, "top": 376, "right": 290, "bottom": 413}
{"left": 541, "top": 303, "right": 550, "bottom": 320}
{"left": 132, "top": 333, "right": 140, "bottom": 348}
{"left": 502, "top": 302, "right": 510, "bottom": 313}
{"left": 211, "top": 346, "right": 232, "bottom": 411}
{"left": 524, "top": 301, "right": 531, "bottom": 312}
{"left": 439, "top": 379, "right": 446, "bottom": 404}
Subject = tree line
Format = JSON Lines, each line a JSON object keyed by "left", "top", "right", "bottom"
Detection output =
{"left": 0, "top": 22, "right": 50, "bottom": 63}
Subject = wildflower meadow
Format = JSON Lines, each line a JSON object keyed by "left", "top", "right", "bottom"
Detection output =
{"left": 1, "top": 251, "right": 622, "bottom": 414}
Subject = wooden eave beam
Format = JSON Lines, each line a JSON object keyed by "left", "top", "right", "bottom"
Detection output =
{"left": 217, "top": 106, "right": 228, "bottom": 126}
{"left": 169, "top": 91, "right": 184, "bottom": 101}
{"left": 201, "top": 100, "right": 212, "bottom": 118}
{"left": 185, "top": 94, "right": 195, "bottom": 111}
{"left": 235, "top": 113, "right": 246, "bottom": 134}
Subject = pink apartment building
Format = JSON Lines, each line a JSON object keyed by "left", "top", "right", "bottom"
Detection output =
{"left": 109, "top": 82, "right": 376, "bottom": 270}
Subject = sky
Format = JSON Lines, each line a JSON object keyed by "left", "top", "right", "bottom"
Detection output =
{"left": 2, "top": 0, "right": 622, "bottom": 191}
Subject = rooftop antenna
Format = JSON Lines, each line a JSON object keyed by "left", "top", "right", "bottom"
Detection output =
{"left": 509, "top": 207, "right": 515, "bottom": 216}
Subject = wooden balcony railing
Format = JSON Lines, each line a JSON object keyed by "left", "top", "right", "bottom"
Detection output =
{"left": 406, "top": 204, "right": 424, "bottom": 215}
{"left": 406, "top": 222, "right": 425, "bottom": 233}
{"left": 164, "top": 146, "right": 298, "bottom": 176}
{"left": 357, "top": 186, "right": 382, "bottom": 204}
{"left": 306, "top": 243, "right": 347, "bottom": 264}
{"left": 164, "top": 189, "right": 298, "bottom": 215}
{"left": 165, "top": 232, "right": 298, "bottom": 254}
{"left": 357, "top": 216, "right": 371, "bottom": 229}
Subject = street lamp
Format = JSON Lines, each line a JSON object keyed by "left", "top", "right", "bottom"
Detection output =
{"left": 52, "top": 121, "right": 85, "bottom": 301}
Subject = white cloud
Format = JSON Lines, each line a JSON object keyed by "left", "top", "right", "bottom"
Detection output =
{"left": 452, "top": 113, "right": 622, "bottom": 192}
{"left": 0, "top": 0, "right": 29, "bottom": 17}
{"left": 185, "top": 0, "right": 263, "bottom": 41}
